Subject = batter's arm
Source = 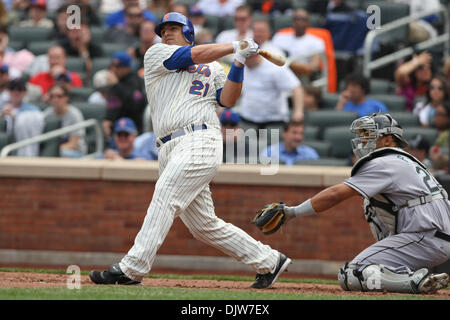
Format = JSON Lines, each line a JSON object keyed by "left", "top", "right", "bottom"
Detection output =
{"left": 190, "top": 43, "right": 234, "bottom": 64}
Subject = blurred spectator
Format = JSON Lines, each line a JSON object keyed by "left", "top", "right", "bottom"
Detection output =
{"left": 147, "top": 0, "right": 173, "bottom": 15}
{"left": 444, "top": 57, "right": 450, "bottom": 83}
{"left": 189, "top": 5, "right": 207, "bottom": 35}
{"left": 106, "top": 3, "right": 144, "bottom": 47}
{"left": 303, "top": 85, "right": 322, "bottom": 112}
{"left": 196, "top": 0, "right": 245, "bottom": 18}
{"left": 395, "top": 51, "right": 433, "bottom": 111}
{"left": 12, "top": 0, "right": 30, "bottom": 11}
{"left": 48, "top": 3, "right": 70, "bottom": 41}
{"left": 127, "top": 19, "right": 158, "bottom": 71}
{"left": 99, "top": 117, "right": 150, "bottom": 160}
{"left": 43, "top": 84, "right": 87, "bottom": 158}
{"left": 220, "top": 108, "right": 250, "bottom": 163}
{"left": 240, "top": 53, "right": 304, "bottom": 131}
{"left": 28, "top": 45, "right": 83, "bottom": 96}
{"left": 215, "top": 5, "right": 253, "bottom": 43}
{"left": 432, "top": 101, "right": 449, "bottom": 149}
{"left": 19, "top": 0, "right": 54, "bottom": 28}
{"left": 105, "top": 0, "right": 156, "bottom": 28}
{"left": 0, "top": 1, "right": 20, "bottom": 26}
{"left": 0, "top": 25, "right": 35, "bottom": 78}
{"left": 133, "top": 131, "right": 158, "bottom": 161}
{"left": 0, "top": 78, "right": 44, "bottom": 157}
{"left": 171, "top": 2, "right": 189, "bottom": 16}
{"left": 272, "top": 9, "right": 325, "bottom": 78}
{"left": 390, "top": 0, "right": 440, "bottom": 43}
{"left": 406, "top": 134, "right": 432, "bottom": 168}
{"left": 88, "top": 69, "right": 118, "bottom": 106}
{"left": 103, "top": 51, "right": 147, "bottom": 139}
{"left": 413, "top": 75, "right": 449, "bottom": 127}
{"left": 59, "top": 21, "right": 103, "bottom": 80}
{"left": 260, "top": 120, "right": 319, "bottom": 166}
{"left": 195, "top": 28, "right": 214, "bottom": 45}
{"left": 251, "top": 18, "right": 285, "bottom": 57}
{"left": 215, "top": 5, "right": 253, "bottom": 65}
{"left": 336, "top": 73, "right": 388, "bottom": 117}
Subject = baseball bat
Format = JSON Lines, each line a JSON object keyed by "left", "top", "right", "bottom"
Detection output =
{"left": 257, "top": 49, "right": 286, "bottom": 67}
{"left": 239, "top": 42, "right": 286, "bottom": 67}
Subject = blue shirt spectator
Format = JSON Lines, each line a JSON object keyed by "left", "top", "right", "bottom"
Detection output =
{"left": 259, "top": 120, "right": 319, "bottom": 165}
{"left": 342, "top": 98, "right": 388, "bottom": 117}
{"left": 133, "top": 131, "right": 158, "bottom": 161}
{"left": 336, "top": 72, "right": 388, "bottom": 117}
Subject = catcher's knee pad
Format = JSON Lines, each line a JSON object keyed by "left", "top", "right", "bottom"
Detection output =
{"left": 338, "top": 263, "right": 430, "bottom": 293}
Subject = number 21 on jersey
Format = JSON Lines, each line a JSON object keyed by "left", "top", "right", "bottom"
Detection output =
{"left": 189, "top": 80, "right": 210, "bottom": 97}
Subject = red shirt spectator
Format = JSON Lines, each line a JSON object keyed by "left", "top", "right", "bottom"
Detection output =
{"left": 28, "top": 45, "right": 83, "bottom": 95}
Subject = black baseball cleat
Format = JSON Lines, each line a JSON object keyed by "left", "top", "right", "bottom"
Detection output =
{"left": 251, "top": 253, "right": 292, "bottom": 289}
{"left": 89, "top": 264, "right": 141, "bottom": 285}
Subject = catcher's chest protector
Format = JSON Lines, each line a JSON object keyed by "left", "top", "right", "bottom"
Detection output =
{"left": 352, "top": 148, "right": 434, "bottom": 241}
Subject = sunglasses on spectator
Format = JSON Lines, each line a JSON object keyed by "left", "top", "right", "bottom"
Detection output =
{"left": 50, "top": 93, "right": 65, "bottom": 99}
{"left": 127, "top": 12, "right": 142, "bottom": 17}
{"left": 222, "top": 122, "right": 238, "bottom": 127}
{"left": 8, "top": 86, "right": 26, "bottom": 91}
{"left": 417, "top": 64, "right": 430, "bottom": 70}
{"left": 116, "top": 132, "right": 131, "bottom": 138}
{"left": 429, "top": 85, "right": 444, "bottom": 90}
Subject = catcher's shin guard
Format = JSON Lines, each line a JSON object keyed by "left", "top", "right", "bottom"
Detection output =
{"left": 337, "top": 263, "right": 441, "bottom": 293}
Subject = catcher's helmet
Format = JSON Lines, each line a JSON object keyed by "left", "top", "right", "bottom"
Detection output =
{"left": 350, "top": 113, "right": 408, "bottom": 159}
{"left": 155, "top": 12, "right": 195, "bottom": 44}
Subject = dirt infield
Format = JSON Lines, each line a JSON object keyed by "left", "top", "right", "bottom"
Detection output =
{"left": 1, "top": 272, "right": 449, "bottom": 298}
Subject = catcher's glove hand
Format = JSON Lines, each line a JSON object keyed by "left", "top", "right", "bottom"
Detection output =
{"left": 252, "top": 202, "right": 286, "bottom": 235}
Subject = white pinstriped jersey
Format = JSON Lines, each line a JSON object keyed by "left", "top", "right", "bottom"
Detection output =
{"left": 143, "top": 43, "right": 225, "bottom": 138}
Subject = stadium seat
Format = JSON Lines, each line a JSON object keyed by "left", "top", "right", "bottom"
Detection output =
{"left": 39, "top": 115, "right": 62, "bottom": 157}
{"left": 388, "top": 111, "right": 420, "bottom": 127}
{"left": 323, "top": 126, "right": 354, "bottom": 158}
{"left": 403, "top": 127, "right": 439, "bottom": 146}
{"left": 8, "top": 26, "right": 53, "bottom": 44}
{"left": 69, "top": 87, "right": 95, "bottom": 102}
{"left": 320, "top": 92, "right": 340, "bottom": 109}
{"left": 367, "top": 94, "right": 407, "bottom": 112}
{"left": 66, "top": 57, "right": 85, "bottom": 74}
{"left": 90, "top": 26, "right": 107, "bottom": 43}
{"left": 92, "top": 57, "right": 111, "bottom": 75}
{"left": 273, "top": 15, "right": 292, "bottom": 33}
{"left": 0, "top": 118, "right": 6, "bottom": 132}
{"left": 370, "top": 78, "right": 396, "bottom": 94}
{"left": 27, "top": 41, "right": 57, "bottom": 56}
{"left": 303, "top": 140, "right": 332, "bottom": 157}
{"left": 205, "top": 15, "right": 220, "bottom": 37}
{"left": 8, "top": 40, "right": 25, "bottom": 51}
{"left": 304, "top": 125, "right": 320, "bottom": 141}
{"left": 368, "top": 1, "right": 409, "bottom": 44}
{"left": 294, "top": 157, "right": 350, "bottom": 166}
{"left": 0, "top": 132, "right": 7, "bottom": 153}
{"left": 305, "top": 110, "right": 358, "bottom": 139}
{"left": 101, "top": 43, "right": 128, "bottom": 57}
{"left": 73, "top": 103, "right": 106, "bottom": 153}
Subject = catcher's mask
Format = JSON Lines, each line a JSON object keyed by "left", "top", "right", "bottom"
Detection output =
{"left": 350, "top": 113, "right": 408, "bottom": 159}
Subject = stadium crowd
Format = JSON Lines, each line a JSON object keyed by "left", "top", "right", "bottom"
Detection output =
{"left": 0, "top": 0, "right": 448, "bottom": 184}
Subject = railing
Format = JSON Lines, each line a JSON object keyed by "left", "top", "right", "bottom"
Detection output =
{"left": 0, "top": 119, "right": 104, "bottom": 159}
{"left": 286, "top": 50, "right": 329, "bottom": 89}
{"left": 363, "top": 5, "right": 450, "bottom": 78}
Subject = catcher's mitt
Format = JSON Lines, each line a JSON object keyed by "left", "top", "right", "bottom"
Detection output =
{"left": 252, "top": 202, "right": 286, "bottom": 235}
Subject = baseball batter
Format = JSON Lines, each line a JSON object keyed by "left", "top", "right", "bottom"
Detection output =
{"left": 90, "top": 12, "right": 290, "bottom": 289}
{"left": 268, "top": 113, "right": 450, "bottom": 294}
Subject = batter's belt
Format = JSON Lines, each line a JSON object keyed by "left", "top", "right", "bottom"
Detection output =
{"left": 156, "top": 124, "right": 208, "bottom": 148}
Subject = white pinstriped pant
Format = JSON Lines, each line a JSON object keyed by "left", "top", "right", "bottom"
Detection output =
{"left": 119, "top": 128, "right": 279, "bottom": 281}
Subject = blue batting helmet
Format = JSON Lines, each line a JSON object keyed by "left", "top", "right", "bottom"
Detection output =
{"left": 155, "top": 12, "right": 195, "bottom": 44}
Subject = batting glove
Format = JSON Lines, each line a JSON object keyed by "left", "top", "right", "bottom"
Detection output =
{"left": 232, "top": 38, "right": 259, "bottom": 64}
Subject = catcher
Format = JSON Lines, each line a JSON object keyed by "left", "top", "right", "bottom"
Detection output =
{"left": 253, "top": 113, "right": 450, "bottom": 294}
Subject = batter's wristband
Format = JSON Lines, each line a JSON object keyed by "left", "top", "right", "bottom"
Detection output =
{"left": 227, "top": 63, "right": 244, "bottom": 82}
